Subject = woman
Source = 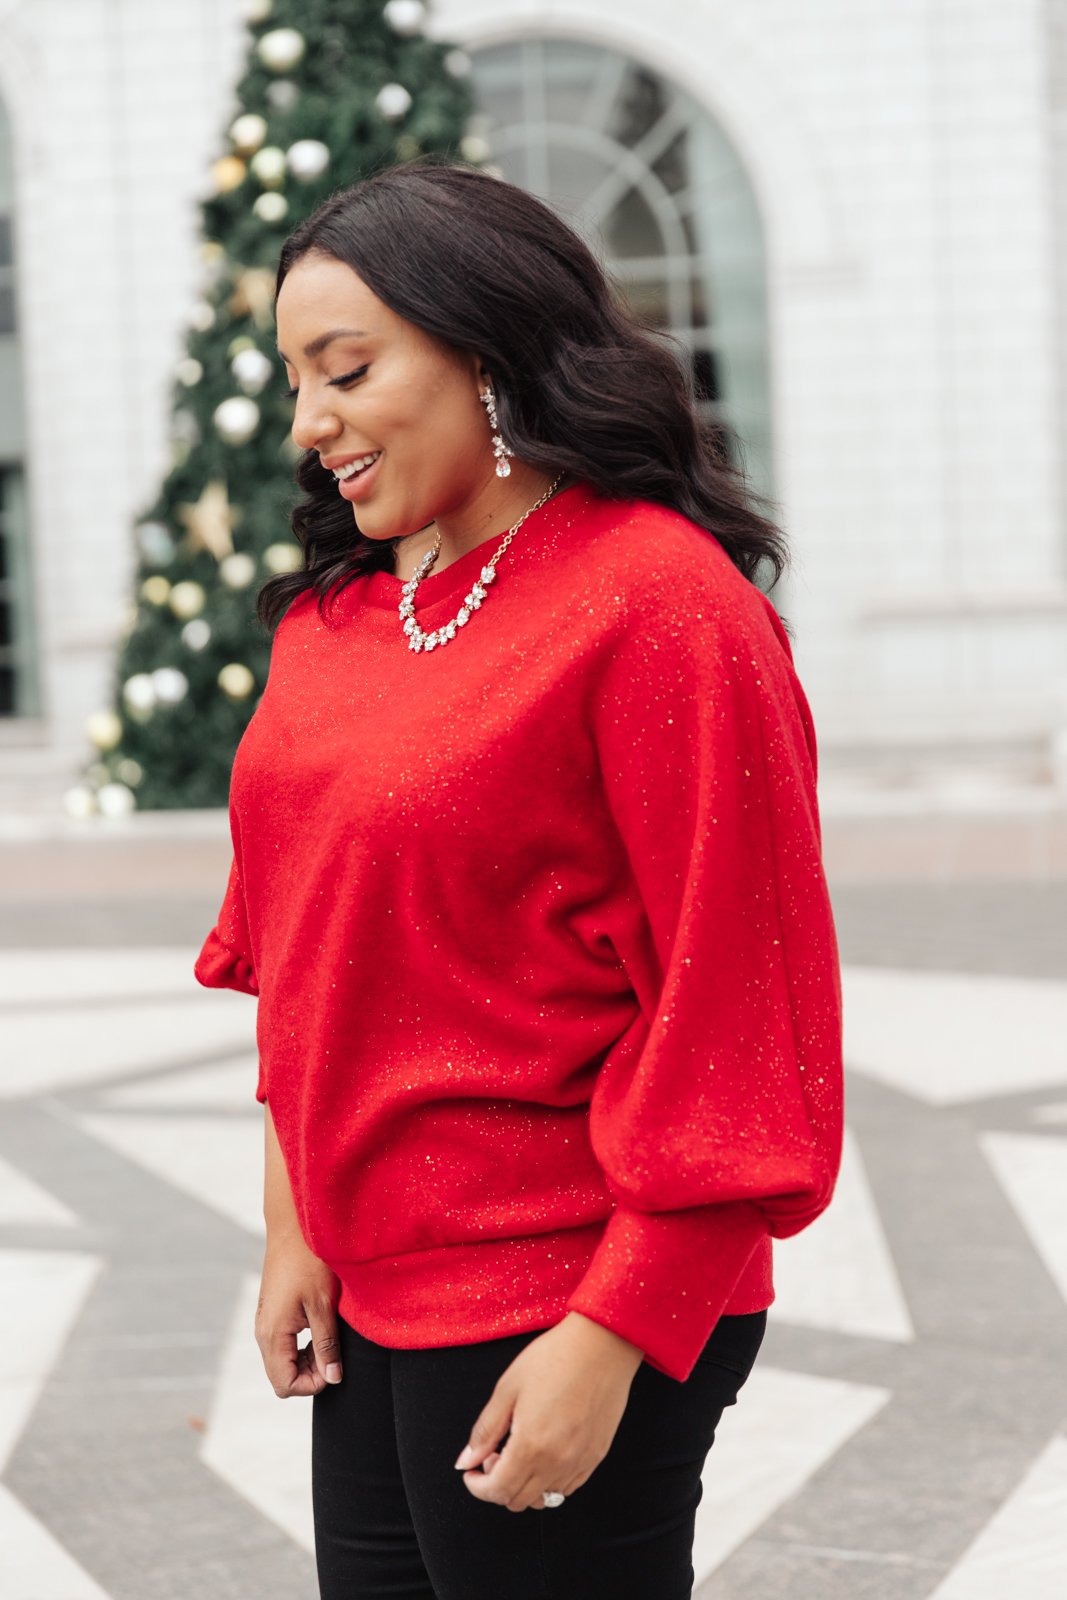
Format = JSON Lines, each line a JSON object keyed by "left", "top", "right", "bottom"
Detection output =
{"left": 195, "top": 157, "right": 844, "bottom": 1600}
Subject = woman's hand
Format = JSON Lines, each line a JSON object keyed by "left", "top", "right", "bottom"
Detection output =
{"left": 255, "top": 1225, "right": 344, "bottom": 1398}
{"left": 454, "top": 1312, "right": 644, "bottom": 1511}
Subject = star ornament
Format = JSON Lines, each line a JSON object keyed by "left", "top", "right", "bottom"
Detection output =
{"left": 177, "top": 479, "right": 236, "bottom": 561}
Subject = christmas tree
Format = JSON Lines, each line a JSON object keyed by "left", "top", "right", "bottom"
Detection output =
{"left": 73, "top": 0, "right": 478, "bottom": 815}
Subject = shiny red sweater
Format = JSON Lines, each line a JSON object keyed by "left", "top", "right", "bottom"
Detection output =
{"left": 194, "top": 479, "right": 844, "bottom": 1382}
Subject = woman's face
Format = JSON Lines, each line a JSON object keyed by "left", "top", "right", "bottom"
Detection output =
{"left": 275, "top": 252, "right": 490, "bottom": 542}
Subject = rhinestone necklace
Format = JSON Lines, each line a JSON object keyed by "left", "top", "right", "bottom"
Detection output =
{"left": 398, "top": 472, "right": 566, "bottom": 653}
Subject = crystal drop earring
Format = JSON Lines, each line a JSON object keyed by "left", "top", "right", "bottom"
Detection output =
{"left": 479, "top": 384, "right": 514, "bottom": 478}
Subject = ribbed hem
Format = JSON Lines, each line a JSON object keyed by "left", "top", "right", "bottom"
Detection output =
{"left": 329, "top": 1217, "right": 773, "bottom": 1379}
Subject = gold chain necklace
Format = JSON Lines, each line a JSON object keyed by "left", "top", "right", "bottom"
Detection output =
{"left": 398, "top": 473, "right": 566, "bottom": 652}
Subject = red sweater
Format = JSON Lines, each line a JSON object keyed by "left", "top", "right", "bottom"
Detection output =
{"left": 194, "top": 479, "right": 844, "bottom": 1383}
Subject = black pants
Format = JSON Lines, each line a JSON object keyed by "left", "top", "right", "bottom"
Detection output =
{"left": 311, "top": 1307, "right": 767, "bottom": 1599}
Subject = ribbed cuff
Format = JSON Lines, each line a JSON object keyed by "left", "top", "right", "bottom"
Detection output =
{"left": 564, "top": 1199, "right": 768, "bottom": 1382}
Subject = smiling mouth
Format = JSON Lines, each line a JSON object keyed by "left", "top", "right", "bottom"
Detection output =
{"left": 333, "top": 451, "right": 382, "bottom": 482}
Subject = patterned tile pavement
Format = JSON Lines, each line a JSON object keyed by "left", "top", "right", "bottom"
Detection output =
{"left": 1, "top": 856, "right": 1065, "bottom": 1598}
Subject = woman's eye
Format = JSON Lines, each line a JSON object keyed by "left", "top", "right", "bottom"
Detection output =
{"left": 279, "top": 365, "right": 368, "bottom": 402}
{"left": 330, "top": 365, "right": 369, "bottom": 388}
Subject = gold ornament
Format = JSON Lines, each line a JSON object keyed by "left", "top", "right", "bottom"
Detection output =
{"left": 169, "top": 581, "right": 207, "bottom": 620}
{"left": 177, "top": 480, "right": 235, "bottom": 560}
{"left": 230, "top": 112, "right": 268, "bottom": 155}
{"left": 263, "top": 541, "right": 302, "bottom": 573}
{"left": 140, "top": 575, "right": 172, "bottom": 605}
{"left": 219, "top": 662, "right": 256, "bottom": 700}
{"left": 212, "top": 156, "right": 247, "bottom": 194}
{"left": 228, "top": 266, "right": 276, "bottom": 328}
{"left": 86, "top": 710, "right": 123, "bottom": 751}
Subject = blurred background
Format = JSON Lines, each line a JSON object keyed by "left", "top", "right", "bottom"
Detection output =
{"left": 0, "top": 2, "right": 1064, "bottom": 1597}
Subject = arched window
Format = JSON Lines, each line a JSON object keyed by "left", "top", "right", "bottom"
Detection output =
{"left": 0, "top": 89, "right": 37, "bottom": 718}
{"left": 467, "top": 37, "right": 774, "bottom": 509}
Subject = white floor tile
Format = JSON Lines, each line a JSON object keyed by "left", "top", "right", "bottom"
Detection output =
{"left": 0, "top": 1481, "right": 110, "bottom": 1599}
{"left": 842, "top": 967, "right": 1067, "bottom": 1105}
{"left": 980, "top": 1133, "right": 1067, "bottom": 1307}
{"left": 926, "top": 1433, "right": 1067, "bottom": 1597}
{"left": 74, "top": 1111, "right": 264, "bottom": 1238}
{"left": 694, "top": 1364, "right": 891, "bottom": 1581}
{"left": 771, "top": 1124, "right": 914, "bottom": 1342}
{"left": 200, "top": 1272, "right": 314, "bottom": 1552}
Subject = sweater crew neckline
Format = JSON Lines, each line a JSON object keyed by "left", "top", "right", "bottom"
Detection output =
{"left": 359, "top": 479, "right": 593, "bottom": 609}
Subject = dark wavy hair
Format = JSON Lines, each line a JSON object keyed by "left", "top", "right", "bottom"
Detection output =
{"left": 258, "top": 155, "right": 792, "bottom": 636}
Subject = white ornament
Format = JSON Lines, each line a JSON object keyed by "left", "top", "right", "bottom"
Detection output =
{"left": 175, "top": 357, "right": 203, "bottom": 387}
{"left": 169, "top": 581, "right": 206, "bottom": 620}
{"left": 253, "top": 191, "right": 288, "bottom": 223}
{"left": 219, "top": 662, "right": 256, "bottom": 700}
{"left": 286, "top": 138, "right": 331, "bottom": 181}
{"left": 230, "top": 112, "right": 269, "bottom": 155}
{"left": 86, "top": 709, "right": 123, "bottom": 751}
{"left": 115, "top": 758, "right": 143, "bottom": 786}
{"left": 188, "top": 299, "right": 216, "bottom": 332}
{"left": 63, "top": 786, "right": 97, "bottom": 819}
{"left": 97, "top": 782, "right": 136, "bottom": 818}
{"left": 460, "top": 134, "right": 491, "bottom": 164}
{"left": 181, "top": 618, "right": 212, "bottom": 651}
{"left": 214, "top": 395, "right": 261, "bottom": 445}
{"left": 151, "top": 667, "right": 189, "bottom": 704}
{"left": 250, "top": 145, "right": 287, "bottom": 188}
{"left": 263, "top": 541, "right": 302, "bottom": 573}
{"left": 123, "top": 673, "right": 157, "bottom": 713}
{"left": 376, "top": 82, "right": 412, "bottom": 122}
{"left": 265, "top": 78, "right": 299, "bottom": 111}
{"left": 231, "top": 346, "right": 273, "bottom": 395}
{"left": 220, "top": 552, "right": 257, "bottom": 588}
{"left": 240, "top": 0, "right": 273, "bottom": 21}
{"left": 256, "top": 27, "right": 305, "bottom": 73}
{"left": 444, "top": 49, "right": 472, "bottom": 78}
{"left": 384, "top": 0, "right": 426, "bottom": 35}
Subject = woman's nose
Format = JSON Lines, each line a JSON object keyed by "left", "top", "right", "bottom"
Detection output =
{"left": 290, "top": 395, "right": 342, "bottom": 454}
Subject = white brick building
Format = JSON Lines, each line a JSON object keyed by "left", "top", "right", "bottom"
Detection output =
{"left": 0, "top": 0, "right": 1065, "bottom": 810}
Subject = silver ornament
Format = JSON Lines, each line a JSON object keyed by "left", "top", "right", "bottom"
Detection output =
{"left": 214, "top": 395, "right": 261, "bottom": 445}
{"left": 375, "top": 82, "right": 412, "bottom": 122}
{"left": 136, "top": 522, "right": 176, "bottom": 564}
{"left": 286, "top": 138, "right": 331, "bottom": 181}
{"left": 265, "top": 78, "right": 299, "bottom": 111}
{"left": 383, "top": 0, "right": 426, "bottom": 35}
{"left": 151, "top": 667, "right": 189, "bottom": 705}
{"left": 231, "top": 346, "right": 273, "bottom": 395}
{"left": 181, "top": 618, "right": 213, "bottom": 651}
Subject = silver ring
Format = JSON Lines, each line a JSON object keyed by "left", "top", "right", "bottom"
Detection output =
{"left": 541, "top": 1490, "right": 566, "bottom": 1508}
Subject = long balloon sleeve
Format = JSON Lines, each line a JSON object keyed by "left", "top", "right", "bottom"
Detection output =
{"left": 564, "top": 555, "right": 845, "bottom": 1381}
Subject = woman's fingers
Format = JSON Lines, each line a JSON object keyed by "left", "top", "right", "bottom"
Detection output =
{"left": 307, "top": 1303, "right": 343, "bottom": 1386}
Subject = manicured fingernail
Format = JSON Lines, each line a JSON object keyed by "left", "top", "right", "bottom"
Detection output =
{"left": 326, "top": 1363, "right": 342, "bottom": 1383}
{"left": 454, "top": 1444, "right": 476, "bottom": 1469}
